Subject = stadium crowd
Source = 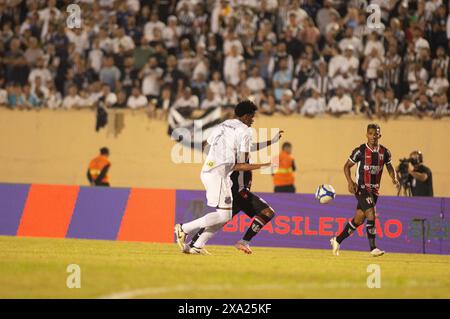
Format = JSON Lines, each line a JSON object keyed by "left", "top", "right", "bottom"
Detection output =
{"left": 0, "top": 0, "right": 449, "bottom": 119}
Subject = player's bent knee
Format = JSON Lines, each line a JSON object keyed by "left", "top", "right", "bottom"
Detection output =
{"left": 217, "top": 208, "right": 232, "bottom": 223}
{"left": 365, "top": 208, "right": 375, "bottom": 220}
{"left": 261, "top": 208, "right": 275, "bottom": 219}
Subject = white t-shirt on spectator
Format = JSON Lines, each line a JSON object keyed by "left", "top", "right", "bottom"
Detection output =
{"left": 99, "top": 37, "right": 114, "bottom": 53}
{"left": 163, "top": 26, "right": 181, "bottom": 49}
{"left": 47, "top": 92, "right": 62, "bottom": 109}
{"left": 89, "top": 49, "right": 104, "bottom": 73}
{"left": 365, "top": 57, "right": 383, "bottom": 80}
{"left": 277, "top": 99, "right": 297, "bottom": 113}
{"left": 428, "top": 77, "right": 449, "bottom": 95}
{"left": 144, "top": 21, "right": 166, "bottom": 42}
{"left": 200, "top": 97, "right": 222, "bottom": 109}
{"left": 127, "top": 95, "right": 148, "bottom": 109}
{"left": 208, "top": 81, "right": 226, "bottom": 99}
{"left": 339, "top": 38, "right": 363, "bottom": 56}
{"left": 172, "top": 95, "right": 199, "bottom": 109}
{"left": 141, "top": 68, "right": 163, "bottom": 96}
{"left": 329, "top": 55, "right": 359, "bottom": 77}
{"left": 28, "top": 68, "right": 52, "bottom": 86}
{"left": 66, "top": 29, "right": 89, "bottom": 54}
{"left": 407, "top": 68, "right": 428, "bottom": 91}
{"left": 414, "top": 37, "right": 430, "bottom": 54}
{"left": 0, "top": 89, "right": 7, "bottom": 105}
{"left": 246, "top": 76, "right": 266, "bottom": 94}
{"left": 62, "top": 95, "right": 82, "bottom": 109}
{"left": 224, "top": 55, "right": 244, "bottom": 86}
{"left": 301, "top": 97, "right": 326, "bottom": 116}
{"left": 397, "top": 102, "right": 416, "bottom": 114}
{"left": 364, "top": 40, "right": 384, "bottom": 57}
{"left": 223, "top": 39, "right": 244, "bottom": 56}
{"left": 327, "top": 94, "right": 353, "bottom": 113}
{"left": 113, "top": 35, "right": 136, "bottom": 53}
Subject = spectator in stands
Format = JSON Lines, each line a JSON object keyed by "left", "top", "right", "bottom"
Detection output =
{"left": 112, "top": 91, "right": 127, "bottom": 109}
{"left": 434, "top": 93, "right": 449, "bottom": 119}
{"left": 300, "top": 88, "right": 326, "bottom": 117}
{"left": 24, "top": 37, "right": 44, "bottom": 67}
{"left": 127, "top": 87, "right": 148, "bottom": 109}
{"left": 273, "top": 57, "right": 293, "bottom": 102}
{"left": 46, "top": 84, "right": 62, "bottom": 109}
{"left": 380, "top": 88, "right": 399, "bottom": 119}
{"left": 416, "top": 94, "right": 432, "bottom": 118}
{"left": 277, "top": 89, "right": 297, "bottom": 115}
{"left": 428, "top": 68, "right": 449, "bottom": 96}
{"left": 208, "top": 70, "right": 226, "bottom": 100}
{"left": 172, "top": 87, "right": 199, "bottom": 110}
{"left": 22, "top": 84, "right": 40, "bottom": 108}
{"left": 246, "top": 66, "right": 266, "bottom": 99}
{"left": 353, "top": 92, "right": 373, "bottom": 119}
{"left": 3, "top": 38, "right": 28, "bottom": 85}
{"left": 260, "top": 92, "right": 278, "bottom": 116}
{"left": 224, "top": 44, "right": 244, "bottom": 86}
{"left": 156, "top": 86, "right": 173, "bottom": 118}
{"left": 397, "top": 95, "right": 417, "bottom": 116}
{"left": 200, "top": 88, "right": 222, "bottom": 110}
{"left": 327, "top": 86, "right": 353, "bottom": 116}
{"left": 99, "top": 56, "right": 121, "bottom": 91}
{"left": 62, "top": 85, "right": 81, "bottom": 109}
{"left": 0, "top": 0, "right": 447, "bottom": 124}
{"left": 0, "top": 78, "right": 7, "bottom": 105}
{"left": 140, "top": 56, "right": 163, "bottom": 101}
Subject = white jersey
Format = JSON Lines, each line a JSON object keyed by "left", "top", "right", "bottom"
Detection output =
{"left": 202, "top": 119, "right": 252, "bottom": 177}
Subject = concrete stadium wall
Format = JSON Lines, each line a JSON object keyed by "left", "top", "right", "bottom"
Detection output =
{"left": 0, "top": 108, "right": 449, "bottom": 196}
{"left": 0, "top": 183, "right": 448, "bottom": 254}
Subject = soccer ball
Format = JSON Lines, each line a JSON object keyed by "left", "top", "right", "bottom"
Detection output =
{"left": 315, "top": 184, "right": 336, "bottom": 204}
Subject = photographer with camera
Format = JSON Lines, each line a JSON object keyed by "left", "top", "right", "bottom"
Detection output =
{"left": 407, "top": 151, "right": 434, "bottom": 197}
{"left": 396, "top": 151, "right": 433, "bottom": 196}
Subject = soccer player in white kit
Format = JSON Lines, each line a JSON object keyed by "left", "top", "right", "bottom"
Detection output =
{"left": 174, "top": 101, "right": 271, "bottom": 254}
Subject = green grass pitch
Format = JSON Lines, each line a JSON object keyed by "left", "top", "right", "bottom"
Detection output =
{"left": 0, "top": 236, "right": 449, "bottom": 298}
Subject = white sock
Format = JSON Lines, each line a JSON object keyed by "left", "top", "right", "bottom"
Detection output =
{"left": 193, "top": 223, "right": 225, "bottom": 248}
{"left": 182, "top": 209, "right": 231, "bottom": 234}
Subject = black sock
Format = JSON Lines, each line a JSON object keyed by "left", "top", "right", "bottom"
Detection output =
{"left": 189, "top": 228, "right": 205, "bottom": 247}
{"left": 336, "top": 219, "right": 357, "bottom": 244}
{"left": 366, "top": 220, "right": 377, "bottom": 251}
{"left": 243, "top": 213, "right": 273, "bottom": 242}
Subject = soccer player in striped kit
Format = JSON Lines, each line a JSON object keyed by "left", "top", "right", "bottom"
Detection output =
{"left": 330, "top": 124, "right": 400, "bottom": 257}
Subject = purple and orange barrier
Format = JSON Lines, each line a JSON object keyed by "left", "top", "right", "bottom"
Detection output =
{"left": 0, "top": 183, "right": 448, "bottom": 254}
{"left": 0, "top": 183, "right": 175, "bottom": 243}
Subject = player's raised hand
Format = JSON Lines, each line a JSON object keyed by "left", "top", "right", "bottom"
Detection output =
{"left": 348, "top": 181, "right": 357, "bottom": 194}
{"left": 270, "top": 130, "right": 284, "bottom": 144}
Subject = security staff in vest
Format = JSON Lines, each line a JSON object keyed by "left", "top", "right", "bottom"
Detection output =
{"left": 407, "top": 150, "right": 433, "bottom": 197}
{"left": 87, "top": 147, "right": 111, "bottom": 187}
{"left": 273, "top": 142, "right": 296, "bottom": 193}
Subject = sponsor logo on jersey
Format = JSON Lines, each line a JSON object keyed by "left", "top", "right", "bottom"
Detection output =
{"left": 364, "top": 165, "right": 382, "bottom": 174}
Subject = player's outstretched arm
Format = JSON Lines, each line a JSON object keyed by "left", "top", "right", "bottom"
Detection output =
{"left": 251, "top": 130, "right": 284, "bottom": 151}
{"left": 233, "top": 162, "right": 271, "bottom": 171}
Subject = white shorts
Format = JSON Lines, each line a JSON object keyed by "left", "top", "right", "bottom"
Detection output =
{"left": 200, "top": 171, "right": 233, "bottom": 209}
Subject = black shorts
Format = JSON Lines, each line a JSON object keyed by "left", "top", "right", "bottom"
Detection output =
{"left": 232, "top": 190, "right": 270, "bottom": 218}
{"left": 355, "top": 187, "right": 378, "bottom": 212}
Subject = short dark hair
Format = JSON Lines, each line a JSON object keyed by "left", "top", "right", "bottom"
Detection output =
{"left": 367, "top": 123, "right": 380, "bottom": 131}
{"left": 282, "top": 142, "right": 292, "bottom": 149}
{"left": 234, "top": 100, "right": 257, "bottom": 117}
{"left": 100, "top": 147, "right": 109, "bottom": 155}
